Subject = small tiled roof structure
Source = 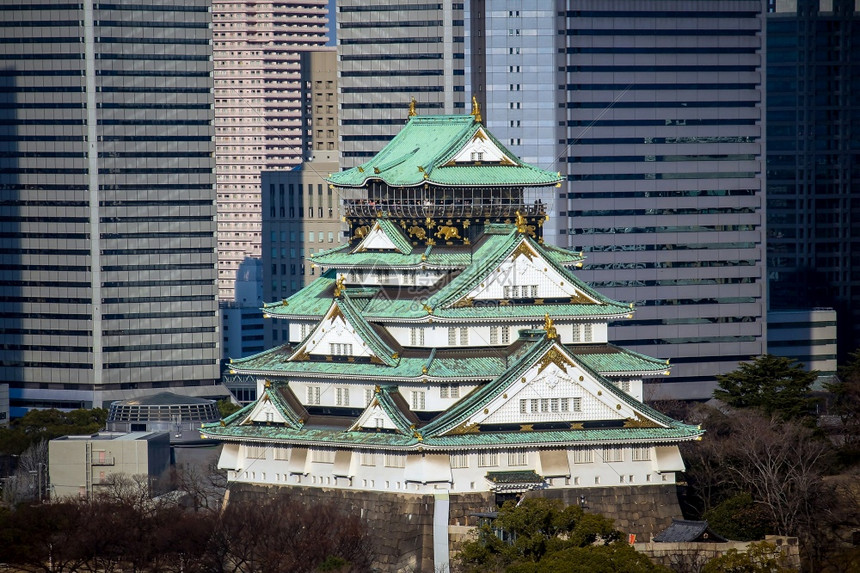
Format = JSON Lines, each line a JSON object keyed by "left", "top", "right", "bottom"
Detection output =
{"left": 653, "top": 519, "right": 728, "bottom": 543}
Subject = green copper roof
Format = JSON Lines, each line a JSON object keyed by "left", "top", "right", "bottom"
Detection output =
{"left": 334, "top": 293, "right": 399, "bottom": 367}
{"left": 269, "top": 225, "right": 628, "bottom": 322}
{"left": 327, "top": 115, "right": 562, "bottom": 189}
{"left": 201, "top": 417, "right": 702, "bottom": 449}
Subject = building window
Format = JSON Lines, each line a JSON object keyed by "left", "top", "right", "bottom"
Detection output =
{"left": 478, "top": 452, "right": 499, "bottom": 467}
{"left": 573, "top": 448, "right": 592, "bottom": 464}
{"left": 583, "top": 323, "right": 593, "bottom": 342}
{"left": 540, "top": 398, "right": 549, "bottom": 413}
{"left": 603, "top": 447, "right": 623, "bottom": 463}
{"left": 307, "top": 386, "right": 321, "bottom": 405}
{"left": 365, "top": 388, "right": 374, "bottom": 405}
{"left": 246, "top": 445, "right": 266, "bottom": 459}
{"left": 451, "top": 453, "right": 469, "bottom": 468}
{"left": 618, "top": 380, "right": 631, "bottom": 393}
{"left": 410, "top": 327, "right": 425, "bottom": 346}
{"left": 448, "top": 327, "right": 457, "bottom": 346}
{"left": 489, "top": 325, "right": 498, "bottom": 344}
{"left": 571, "top": 323, "right": 581, "bottom": 342}
{"left": 459, "top": 327, "right": 468, "bottom": 345}
{"left": 571, "top": 397, "right": 582, "bottom": 412}
{"left": 501, "top": 326, "right": 510, "bottom": 344}
{"left": 440, "top": 384, "right": 460, "bottom": 399}
{"left": 411, "top": 390, "right": 425, "bottom": 410}
{"left": 384, "top": 454, "right": 406, "bottom": 468}
{"left": 632, "top": 446, "right": 651, "bottom": 462}
{"left": 330, "top": 343, "right": 353, "bottom": 356}
{"left": 519, "top": 399, "right": 527, "bottom": 414}
{"left": 550, "top": 398, "right": 560, "bottom": 412}
{"left": 360, "top": 452, "right": 376, "bottom": 466}
{"left": 273, "top": 447, "right": 289, "bottom": 461}
{"left": 530, "top": 399, "right": 539, "bottom": 413}
{"left": 508, "top": 451, "right": 528, "bottom": 467}
{"left": 311, "top": 449, "right": 335, "bottom": 463}
{"left": 336, "top": 387, "right": 349, "bottom": 407}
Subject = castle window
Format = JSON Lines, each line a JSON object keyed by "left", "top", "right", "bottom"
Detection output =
{"left": 360, "top": 452, "right": 376, "bottom": 466}
{"left": 508, "top": 451, "right": 528, "bottom": 467}
{"left": 336, "top": 387, "right": 349, "bottom": 407}
{"left": 384, "top": 454, "right": 406, "bottom": 468}
{"left": 503, "top": 285, "right": 512, "bottom": 298}
{"left": 365, "top": 388, "right": 374, "bottom": 405}
{"left": 583, "top": 323, "right": 593, "bottom": 342}
{"left": 307, "top": 386, "right": 321, "bottom": 405}
{"left": 530, "top": 399, "right": 539, "bottom": 413}
{"left": 519, "top": 399, "right": 527, "bottom": 414}
{"left": 478, "top": 452, "right": 499, "bottom": 467}
{"left": 632, "top": 446, "right": 651, "bottom": 462}
{"left": 550, "top": 398, "right": 559, "bottom": 412}
{"left": 571, "top": 323, "right": 581, "bottom": 342}
{"left": 411, "top": 390, "right": 425, "bottom": 410}
{"left": 501, "top": 326, "right": 510, "bottom": 344}
{"left": 330, "top": 343, "right": 353, "bottom": 356}
{"left": 489, "top": 325, "right": 498, "bottom": 344}
{"left": 451, "top": 453, "right": 469, "bottom": 468}
{"left": 573, "top": 448, "right": 592, "bottom": 464}
{"left": 459, "top": 327, "right": 469, "bottom": 345}
{"left": 448, "top": 327, "right": 457, "bottom": 346}
{"left": 540, "top": 398, "right": 549, "bottom": 413}
{"left": 312, "top": 449, "right": 335, "bottom": 463}
{"left": 618, "top": 380, "right": 631, "bottom": 393}
{"left": 246, "top": 445, "right": 266, "bottom": 459}
{"left": 603, "top": 447, "right": 624, "bottom": 463}
{"left": 531, "top": 285, "right": 538, "bottom": 297}
{"left": 273, "top": 447, "right": 289, "bottom": 461}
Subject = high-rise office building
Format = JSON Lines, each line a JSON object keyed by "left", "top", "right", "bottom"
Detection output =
{"left": 0, "top": 0, "right": 224, "bottom": 415}
{"left": 767, "top": 0, "right": 860, "bottom": 359}
{"left": 262, "top": 50, "right": 342, "bottom": 349}
{"left": 336, "top": 0, "right": 467, "bottom": 168}
{"left": 213, "top": 0, "right": 330, "bottom": 300}
{"left": 465, "top": 0, "right": 768, "bottom": 401}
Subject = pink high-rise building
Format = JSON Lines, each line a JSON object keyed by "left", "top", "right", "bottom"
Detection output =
{"left": 213, "top": 0, "right": 331, "bottom": 300}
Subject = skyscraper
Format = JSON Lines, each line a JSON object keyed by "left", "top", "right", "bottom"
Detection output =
{"left": 336, "top": 0, "right": 466, "bottom": 168}
{"left": 767, "top": 0, "right": 860, "bottom": 359}
{"left": 467, "top": 0, "right": 768, "bottom": 401}
{"left": 0, "top": 0, "right": 223, "bottom": 414}
{"left": 213, "top": 0, "right": 330, "bottom": 300}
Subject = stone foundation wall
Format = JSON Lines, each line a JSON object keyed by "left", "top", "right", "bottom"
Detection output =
{"left": 227, "top": 484, "right": 684, "bottom": 572}
{"left": 526, "top": 484, "right": 682, "bottom": 540}
{"left": 635, "top": 536, "right": 801, "bottom": 571}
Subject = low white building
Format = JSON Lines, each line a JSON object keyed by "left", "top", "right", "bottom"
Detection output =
{"left": 49, "top": 431, "right": 171, "bottom": 500}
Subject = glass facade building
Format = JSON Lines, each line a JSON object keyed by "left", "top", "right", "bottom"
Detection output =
{"left": 767, "top": 0, "right": 860, "bottom": 359}
{"left": 467, "top": 0, "right": 767, "bottom": 400}
{"left": 336, "top": 0, "right": 767, "bottom": 400}
{"left": 0, "top": 0, "right": 223, "bottom": 414}
{"left": 336, "top": 0, "right": 467, "bottom": 168}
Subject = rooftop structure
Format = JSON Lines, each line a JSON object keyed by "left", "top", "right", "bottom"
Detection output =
{"left": 107, "top": 392, "right": 221, "bottom": 443}
{"left": 202, "top": 111, "right": 703, "bottom": 571}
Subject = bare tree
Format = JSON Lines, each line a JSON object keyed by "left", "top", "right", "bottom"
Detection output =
{"left": 2, "top": 440, "right": 48, "bottom": 507}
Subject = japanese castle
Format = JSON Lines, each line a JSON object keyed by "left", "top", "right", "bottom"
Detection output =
{"left": 202, "top": 104, "right": 703, "bottom": 508}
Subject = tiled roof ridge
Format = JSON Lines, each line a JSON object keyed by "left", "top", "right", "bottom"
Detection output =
{"left": 374, "top": 217, "right": 414, "bottom": 254}
{"left": 374, "top": 385, "right": 421, "bottom": 434}
{"left": 335, "top": 293, "right": 400, "bottom": 367}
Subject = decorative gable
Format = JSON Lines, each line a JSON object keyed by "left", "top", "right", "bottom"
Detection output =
{"left": 449, "top": 128, "right": 516, "bottom": 165}
{"left": 350, "top": 399, "right": 407, "bottom": 433}
{"left": 238, "top": 391, "right": 292, "bottom": 426}
{"left": 352, "top": 219, "right": 412, "bottom": 254}
{"left": 456, "top": 238, "right": 600, "bottom": 305}
{"left": 349, "top": 386, "right": 419, "bottom": 434}
{"left": 288, "top": 297, "right": 398, "bottom": 366}
{"left": 425, "top": 340, "right": 667, "bottom": 438}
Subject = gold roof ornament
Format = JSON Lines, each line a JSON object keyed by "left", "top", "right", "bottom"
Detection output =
{"left": 471, "top": 96, "right": 482, "bottom": 123}
{"left": 408, "top": 97, "right": 417, "bottom": 118}
{"left": 515, "top": 210, "right": 528, "bottom": 233}
{"left": 333, "top": 274, "right": 346, "bottom": 298}
{"left": 544, "top": 314, "right": 558, "bottom": 339}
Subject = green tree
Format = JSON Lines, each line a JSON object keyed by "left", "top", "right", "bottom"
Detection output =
{"left": 702, "top": 540, "right": 795, "bottom": 573}
{"left": 703, "top": 492, "right": 775, "bottom": 541}
{"left": 825, "top": 349, "right": 860, "bottom": 461}
{"left": 713, "top": 354, "right": 818, "bottom": 421}
{"left": 456, "top": 498, "right": 662, "bottom": 573}
{"left": 217, "top": 398, "right": 242, "bottom": 418}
